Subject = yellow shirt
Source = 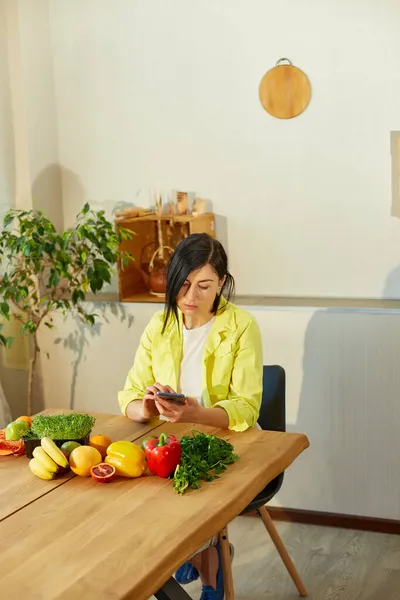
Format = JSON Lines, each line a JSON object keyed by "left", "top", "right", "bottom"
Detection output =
{"left": 118, "top": 300, "right": 263, "bottom": 432}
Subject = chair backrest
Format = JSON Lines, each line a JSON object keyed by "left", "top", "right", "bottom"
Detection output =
{"left": 257, "top": 365, "right": 286, "bottom": 432}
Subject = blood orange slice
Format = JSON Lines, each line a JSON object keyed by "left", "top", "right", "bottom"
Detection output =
{"left": 90, "top": 463, "right": 116, "bottom": 483}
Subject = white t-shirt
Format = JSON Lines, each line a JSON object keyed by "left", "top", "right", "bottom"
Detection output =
{"left": 162, "top": 316, "right": 261, "bottom": 428}
{"left": 179, "top": 318, "right": 215, "bottom": 404}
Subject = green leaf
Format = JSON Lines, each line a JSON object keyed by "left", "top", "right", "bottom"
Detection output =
{"left": 89, "top": 276, "right": 103, "bottom": 293}
{"left": 72, "top": 289, "right": 85, "bottom": 304}
{"left": 44, "top": 322, "right": 54, "bottom": 329}
{"left": 0, "top": 302, "right": 10, "bottom": 317}
{"left": 93, "top": 258, "right": 111, "bottom": 283}
{"left": 85, "top": 314, "right": 95, "bottom": 326}
{"left": 21, "top": 321, "right": 37, "bottom": 335}
{"left": 82, "top": 203, "right": 90, "bottom": 215}
{"left": 48, "top": 271, "right": 60, "bottom": 288}
{"left": 3, "top": 213, "right": 13, "bottom": 228}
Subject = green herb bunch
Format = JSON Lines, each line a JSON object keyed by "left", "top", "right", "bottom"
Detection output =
{"left": 173, "top": 430, "right": 239, "bottom": 494}
{"left": 23, "top": 413, "right": 96, "bottom": 440}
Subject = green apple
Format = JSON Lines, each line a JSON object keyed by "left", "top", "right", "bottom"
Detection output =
{"left": 60, "top": 441, "right": 81, "bottom": 454}
{"left": 5, "top": 420, "right": 29, "bottom": 441}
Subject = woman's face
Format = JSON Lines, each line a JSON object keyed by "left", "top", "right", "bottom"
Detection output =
{"left": 177, "top": 264, "right": 225, "bottom": 318}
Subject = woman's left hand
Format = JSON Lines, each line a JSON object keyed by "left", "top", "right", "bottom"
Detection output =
{"left": 155, "top": 395, "right": 202, "bottom": 423}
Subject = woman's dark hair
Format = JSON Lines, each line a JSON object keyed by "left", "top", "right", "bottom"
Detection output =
{"left": 162, "top": 233, "right": 235, "bottom": 332}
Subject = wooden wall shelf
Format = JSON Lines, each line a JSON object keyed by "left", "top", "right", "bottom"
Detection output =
{"left": 116, "top": 213, "right": 216, "bottom": 303}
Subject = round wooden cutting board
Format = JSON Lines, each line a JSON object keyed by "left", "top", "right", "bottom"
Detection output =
{"left": 259, "top": 59, "right": 311, "bottom": 119}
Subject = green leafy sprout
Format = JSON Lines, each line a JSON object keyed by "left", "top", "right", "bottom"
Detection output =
{"left": 23, "top": 413, "right": 96, "bottom": 440}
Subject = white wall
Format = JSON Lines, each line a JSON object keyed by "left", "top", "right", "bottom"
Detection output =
{"left": 38, "top": 302, "right": 400, "bottom": 521}
{"left": 0, "top": 2, "right": 15, "bottom": 216}
{"left": 0, "top": 2, "right": 15, "bottom": 427}
{"left": 18, "top": 0, "right": 62, "bottom": 229}
{"left": 48, "top": 0, "right": 400, "bottom": 298}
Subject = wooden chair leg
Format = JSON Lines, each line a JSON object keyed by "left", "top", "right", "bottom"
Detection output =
{"left": 219, "top": 526, "right": 235, "bottom": 600}
{"left": 257, "top": 506, "right": 308, "bottom": 597}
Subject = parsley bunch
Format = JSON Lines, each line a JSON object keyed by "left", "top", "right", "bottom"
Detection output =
{"left": 173, "top": 430, "right": 239, "bottom": 494}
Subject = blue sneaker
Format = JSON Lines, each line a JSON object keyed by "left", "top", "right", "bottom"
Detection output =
{"left": 175, "top": 560, "right": 199, "bottom": 585}
{"left": 200, "top": 586, "right": 216, "bottom": 600}
{"left": 200, "top": 543, "right": 224, "bottom": 600}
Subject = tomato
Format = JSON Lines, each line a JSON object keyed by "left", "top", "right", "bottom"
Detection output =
{"left": 90, "top": 463, "right": 116, "bottom": 483}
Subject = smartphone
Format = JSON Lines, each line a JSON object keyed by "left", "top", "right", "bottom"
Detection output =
{"left": 155, "top": 391, "right": 186, "bottom": 405}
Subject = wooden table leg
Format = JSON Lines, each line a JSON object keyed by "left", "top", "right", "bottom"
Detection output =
{"left": 154, "top": 577, "right": 193, "bottom": 600}
{"left": 219, "top": 526, "right": 235, "bottom": 600}
{"left": 258, "top": 506, "right": 308, "bottom": 597}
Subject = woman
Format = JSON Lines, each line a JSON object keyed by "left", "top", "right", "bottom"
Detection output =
{"left": 118, "top": 233, "right": 263, "bottom": 600}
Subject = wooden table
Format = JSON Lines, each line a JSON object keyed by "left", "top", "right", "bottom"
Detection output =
{"left": 0, "top": 413, "right": 309, "bottom": 600}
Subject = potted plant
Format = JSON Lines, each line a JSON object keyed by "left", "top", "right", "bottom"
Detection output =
{"left": 0, "top": 203, "right": 132, "bottom": 415}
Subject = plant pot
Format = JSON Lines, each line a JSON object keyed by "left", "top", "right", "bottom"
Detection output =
{"left": 148, "top": 267, "right": 167, "bottom": 294}
{"left": 147, "top": 245, "right": 174, "bottom": 295}
{"left": 23, "top": 435, "right": 91, "bottom": 459}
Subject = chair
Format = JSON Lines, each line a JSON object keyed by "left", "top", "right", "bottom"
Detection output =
{"left": 219, "top": 365, "right": 308, "bottom": 599}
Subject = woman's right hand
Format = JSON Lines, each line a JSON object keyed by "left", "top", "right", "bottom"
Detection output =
{"left": 141, "top": 383, "right": 175, "bottom": 420}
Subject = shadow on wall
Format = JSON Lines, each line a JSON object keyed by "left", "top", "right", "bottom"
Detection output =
{"left": 382, "top": 265, "right": 400, "bottom": 299}
{"left": 0, "top": 349, "right": 44, "bottom": 420}
{"left": 214, "top": 215, "right": 228, "bottom": 255}
{"left": 32, "top": 164, "right": 64, "bottom": 231}
{"left": 390, "top": 131, "right": 400, "bottom": 219}
{"left": 283, "top": 268, "right": 400, "bottom": 519}
{"left": 33, "top": 164, "right": 133, "bottom": 296}
{"left": 33, "top": 164, "right": 87, "bottom": 229}
{"left": 33, "top": 164, "right": 149, "bottom": 225}
{"left": 54, "top": 303, "right": 134, "bottom": 410}
{"left": 0, "top": 377, "right": 11, "bottom": 428}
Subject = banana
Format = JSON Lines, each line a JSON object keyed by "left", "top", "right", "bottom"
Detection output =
{"left": 33, "top": 446, "right": 59, "bottom": 474}
{"left": 29, "top": 457, "right": 55, "bottom": 480}
{"left": 41, "top": 437, "right": 69, "bottom": 468}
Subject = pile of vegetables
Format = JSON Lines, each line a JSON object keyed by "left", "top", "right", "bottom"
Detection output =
{"left": 172, "top": 431, "right": 239, "bottom": 494}
{"left": 22, "top": 417, "right": 239, "bottom": 494}
{"left": 142, "top": 430, "right": 239, "bottom": 494}
{"left": 23, "top": 413, "right": 96, "bottom": 440}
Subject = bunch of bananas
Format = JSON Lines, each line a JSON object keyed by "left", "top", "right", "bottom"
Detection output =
{"left": 29, "top": 438, "right": 70, "bottom": 480}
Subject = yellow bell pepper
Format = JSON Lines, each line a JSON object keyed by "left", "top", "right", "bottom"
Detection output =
{"left": 105, "top": 440, "right": 146, "bottom": 478}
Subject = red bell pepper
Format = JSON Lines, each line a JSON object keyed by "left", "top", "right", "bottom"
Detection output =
{"left": 143, "top": 433, "right": 182, "bottom": 478}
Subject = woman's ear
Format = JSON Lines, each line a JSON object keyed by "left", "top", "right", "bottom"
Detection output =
{"left": 219, "top": 275, "right": 227, "bottom": 292}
